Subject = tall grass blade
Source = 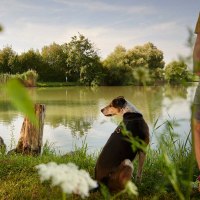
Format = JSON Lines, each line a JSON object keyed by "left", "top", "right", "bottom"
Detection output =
{"left": 4, "top": 79, "right": 37, "bottom": 125}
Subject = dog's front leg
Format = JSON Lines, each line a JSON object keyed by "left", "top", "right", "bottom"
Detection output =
{"left": 136, "top": 151, "right": 146, "bottom": 183}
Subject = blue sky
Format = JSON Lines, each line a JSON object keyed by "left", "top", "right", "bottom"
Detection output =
{"left": 0, "top": 0, "right": 199, "bottom": 64}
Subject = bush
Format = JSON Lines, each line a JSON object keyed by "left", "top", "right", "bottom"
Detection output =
{"left": 102, "top": 65, "right": 133, "bottom": 86}
{"left": 11, "top": 70, "right": 38, "bottom": 87}
{"left": 0, "top": 73, "right": 11, "bottom": 84}
{"left": 165, "top": 61, "right": 193, "bottom": 83}
{"left": 22, "top": 69, "right": 38, "bottom": 87}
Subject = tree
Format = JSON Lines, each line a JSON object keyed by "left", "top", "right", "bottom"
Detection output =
{"left": 63, "top": 33, "right": 102, "bottom": 85}
{"left": 165, "top": 60, "right": 192, "bottom": 83}
{"left": 41, "top": 42, "right": 66, "bottom": 81}
{"left": 133, "top": 67, "right": 150, "bottom": 86}
{"left": 17, "top": 49, "right": 43, "bottom": 75}
{"left": 103, "top": 45, "right": 127, "bottom": 68}
{"left": 126, "top": 42, "right": 165, "bottom": 70}
{"left": 80, "top": 61, "right": 103, "bottom": 86}
{"left": 151, "top": 68, "right": 165, "bottom": 83}
{"left": 0, "top": 46, "right": 18, "bottom": 74}
{"left": 102, "top": 45, "right": 133, "bottom": 85}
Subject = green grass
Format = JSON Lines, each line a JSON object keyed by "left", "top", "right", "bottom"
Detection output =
{"left": 36, "top": 82, "right": 78, "bottom": 87}
{"left": 0, "top": 121, "right": 200, "bottom": 200}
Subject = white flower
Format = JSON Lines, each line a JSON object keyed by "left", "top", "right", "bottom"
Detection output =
{"left": 35, "top": 162, "right": 98, "bottom": 198}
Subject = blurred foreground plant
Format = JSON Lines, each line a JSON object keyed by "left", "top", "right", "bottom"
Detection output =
{"left": 4, "top": 79, "right": 37, "bottom": 125}
{"left": 154, "top": 119, "right": 194, "bottom": 200}
{"left": 109, "top": 181, "right": 138, "bottom": 200}
{"left": 36, "top": 162, "right": 98, "bottom": 199}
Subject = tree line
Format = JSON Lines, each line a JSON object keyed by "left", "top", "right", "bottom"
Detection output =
{"left": 0, "top": 33, "right": 193, "bottom": 86}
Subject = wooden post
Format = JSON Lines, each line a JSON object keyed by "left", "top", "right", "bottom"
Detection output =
{"left": 0, "top": 136, "right": 6, "bottom": 153}
{"left": 15, "top": 104, "right": 45, "bottom": 155}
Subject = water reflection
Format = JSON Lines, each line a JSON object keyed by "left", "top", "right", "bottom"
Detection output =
{"left": 0, "top": 84, "right": 197, "bottom": 153}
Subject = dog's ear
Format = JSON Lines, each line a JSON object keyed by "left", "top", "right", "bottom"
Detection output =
{"left": 112, "top": 96, "right": 126, "bottom": 108}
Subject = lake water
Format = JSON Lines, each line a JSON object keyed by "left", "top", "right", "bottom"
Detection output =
{"left": 0, "top": 84, "right": 198, "bottom": 154}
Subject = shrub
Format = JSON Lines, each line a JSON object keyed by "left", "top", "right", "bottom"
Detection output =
{"left": 0, "top": 73, "right": 11, "bottom": 84}
{"left": 13, "top": 69, "right": 38, "bottom": 87}
{"left": 165, "top": 61, "right": 193, "bottom": 83}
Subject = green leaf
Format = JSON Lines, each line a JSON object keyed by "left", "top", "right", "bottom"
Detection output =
{"left": 4, "top": 79, "right": 37, "bottom": 125}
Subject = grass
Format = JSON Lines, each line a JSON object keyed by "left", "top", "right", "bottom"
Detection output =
{"left": 36, "top": 82, "right": 79, "bottom": 87}
{"left": 0, "top": 119, "right": 200, "bottom": 200}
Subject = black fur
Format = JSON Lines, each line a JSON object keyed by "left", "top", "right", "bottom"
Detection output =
{"left": 111, "top": 96, "right": 126, "bottom": 108}
{"left": 95, "top": 112, "right": 149, "bottom": 189}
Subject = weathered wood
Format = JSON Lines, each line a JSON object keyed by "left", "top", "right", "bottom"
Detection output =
{"left": 15, "top": 104, "right": 45, "bottom": 155}
{"left": 0, "top": 136, "right": 6, "bottom": 153}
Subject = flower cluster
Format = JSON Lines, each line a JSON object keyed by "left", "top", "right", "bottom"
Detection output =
{"left": 35, "top": 162, "right": 98, "bottom": 198}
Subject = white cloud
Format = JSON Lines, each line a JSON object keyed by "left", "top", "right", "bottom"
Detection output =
{"left": 0, "top": 17, "right": 189, "bottom": 64}
{"left": 54, "top": 0, "right": 155, "bottom": 14}
{"left": 0, "top": 0, "right": 191, "bottom": 64}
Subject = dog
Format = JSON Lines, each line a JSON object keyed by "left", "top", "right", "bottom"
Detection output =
{"left": 95, "top": 96, "right": 149, "bottom": 192}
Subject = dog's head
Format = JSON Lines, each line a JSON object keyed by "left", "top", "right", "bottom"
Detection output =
{"left": 101, "top": 96, "right": 127, "bottom": 117}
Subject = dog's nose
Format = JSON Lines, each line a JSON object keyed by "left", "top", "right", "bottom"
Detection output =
{"left": 101, "top": 108, "right": 104, "bottom": 113}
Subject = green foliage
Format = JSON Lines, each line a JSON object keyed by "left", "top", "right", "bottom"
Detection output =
{"left": 103, "top": 45, "right": 127, "bottom": 68}
{"left": 150, "top": 67, "right": 165, "bottom": 83}
{"left": 0, "top": 32, "right": 195, "bottom": 86}
{"left": 0, "top": 121, "right": 199, "bottom": 199}
{"left": 0, "top": 70, "right": 38, "bottom": 86}
{"left": 103, "top": 43, "right": 165, "bottom": 85}
{"left": 64, "top": 33, "right": 102, "bottom": 85}
{"left": 0, "top": 73, "right": 11, "bottom": 84}
{"left": 4, "top": 79, "right": 36, "bottom": 125}
{"left": 102, "top": 45, "right": 133, "bottom": 85}
{"left": 80, "top": 62, "right": 103, "bottom": 86}
{"left": 126, "top": 42, "right": 165, "bottom": 70}
{"left": 154, "top": 119, "right": 195, "bottom": 200}
{"left": 0, "top": 46, "right": 18, "bottom": 74}
{"left": 17, "top": 49, "right": 43, "bottom": 75}
{"left": 102, "top": 65, "right": 133, "bottom": 86}
{"left": 41, "top": 43, "right": 66, "bottom": 82}
{"left": 133, "top": 67, "right": 151, "bottom": 86}
{"left": 165, "top": 60, "right": 193, "bottom": 83}
{"left": 0, "top": 34, "right": 102, "bottom": 85}
{"left": 19, "top": 69, "right": 38, "bottom": 87}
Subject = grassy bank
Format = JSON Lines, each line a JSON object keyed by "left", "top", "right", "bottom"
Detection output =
{"left": 36, "top": 82, "right": 78, "bottom": 87}
{"left": 0, "top": 121, "right": 200, "bottom": 200}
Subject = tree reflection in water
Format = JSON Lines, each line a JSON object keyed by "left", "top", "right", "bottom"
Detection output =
{"left": 0, "top": 84, "right": 196, "bottom": 152}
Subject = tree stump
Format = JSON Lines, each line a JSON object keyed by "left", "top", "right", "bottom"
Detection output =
{"left": 15, "top": 104, "right": 45, "bottom": 155}
{"left": 0, "top": 136, "right": 6, "bottom": 153}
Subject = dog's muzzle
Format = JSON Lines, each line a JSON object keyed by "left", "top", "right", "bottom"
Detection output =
{"left": 101, "top": 108, "right": 114, "bottom": 117}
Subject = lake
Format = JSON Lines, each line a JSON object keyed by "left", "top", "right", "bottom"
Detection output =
{"left": 0, "top": 84, "right": 198, "bottom": 154}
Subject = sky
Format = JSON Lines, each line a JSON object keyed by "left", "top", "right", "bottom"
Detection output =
{"left": 0, "top": 0, "right": 199, "bottom": 64}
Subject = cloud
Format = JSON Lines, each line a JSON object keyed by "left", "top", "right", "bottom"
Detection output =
{"left": 0, "top": 17, "right": 188, "bottom": 64}
{"left": 0, "top": 0, "right": 190, "bottom": 64}
{"left": 54, "top": 0, "right": 155, "bottom": 14}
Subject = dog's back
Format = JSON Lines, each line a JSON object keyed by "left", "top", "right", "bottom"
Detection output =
{"left": 95, "top": 112, "right": 149, "bottom": 183}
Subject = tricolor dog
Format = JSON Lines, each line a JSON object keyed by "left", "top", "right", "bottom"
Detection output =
{"left": 95, "top": 96, "right": 149, "bottom": 192}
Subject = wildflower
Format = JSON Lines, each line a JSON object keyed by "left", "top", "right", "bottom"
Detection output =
{"left": 35, "top": 162, "right": 97, "bottom": 198}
